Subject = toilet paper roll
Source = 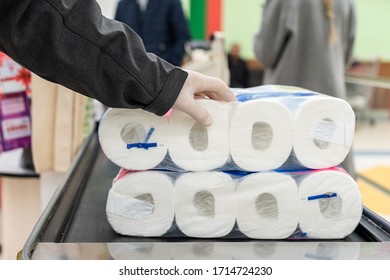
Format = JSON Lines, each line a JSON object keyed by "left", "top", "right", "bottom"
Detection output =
{"left": 168, "top": 100, "right": 230, "bottom": 171}
{"left": 236, "top": 172, "right": 299, "bottom": 239}
{"left": 108, "top": 242, "right": 172, "bottom": 260}
{"left": 98, "top": 108, "right": 169, "bottom": 170}
{"left": 174, "top": 172, "right": 236, "bottom": 237}
{"left": 291, "top": 96, "right": 355, "bottom": 169}
{"left": 230, "top": 99, "right": 294, "bottom": 171}
{"left": 106, "top": 171, "right": 174, "bottom": 237}
{"left": 298, "top": 170, "right": 363, "bottom": 239}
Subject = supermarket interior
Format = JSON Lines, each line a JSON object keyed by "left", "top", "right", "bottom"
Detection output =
{"left": 0, "top": 0, "right": 390, "bottom": 260}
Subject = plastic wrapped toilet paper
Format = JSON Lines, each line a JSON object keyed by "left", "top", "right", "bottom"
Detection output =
{"left": 236, "top": 172, "right": 299, "bottom": 239}
{"left": 106, "top": 171, "right": 174, "bottom": 237}
{"left": 174, "top": 172, "right": 236, "bottom": 238}
{"left": 105, "top": 168, "right": 362, "bottom": 240}
{"left": 288, "top": 96, "right": 355, "bottom": 169}
{"left": 230, "top": 99, "right": 294, "bottom": 171}
{"left": 98, "top": 108, "right": 169, "bottom": 170}
{"left": 168, "top": 100, "right": 230, "bottom": 171}
{"left": 99, "top": 85, "right": 355, "bottom": 172}
{"left": 234, "top": 85, "right": 355, "bottom": 170}
{"left": 298, "top": 169, "right": 363, "bottom": 239}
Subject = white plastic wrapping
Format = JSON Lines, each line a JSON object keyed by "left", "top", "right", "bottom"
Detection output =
{"left": 101, "top": 85, "right": 361, "bottom": 241}
{"left": 98, "top": 108, "right": 169, "bottom": 170}
{"left": 168, "top": 99, "right": 231, "bottom": 171}
{"left": 106, "top": 171, "right": 174, "bottom": 237}
{"left": 106, "top": 167, "right": 362, "bottom": 239}
{"left": 98, "top": 85, "right": 355, "bottom": 172}
{"left": 233, "top": 85, "right": 355, "bottom": 170}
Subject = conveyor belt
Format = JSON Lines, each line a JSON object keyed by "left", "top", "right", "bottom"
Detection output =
{"left": 21, "top": 131, "right": 390, "bottom": 260}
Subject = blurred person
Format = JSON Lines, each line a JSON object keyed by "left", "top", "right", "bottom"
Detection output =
{"left": 253, "top": 0, "right": 356, "bottom": 177}
{"left": 0, "top": 0, "right": 235, "bottom": 127}
{"left": 184, "top": 32, "right": 230, "bottom": 85}
{"left": 254, "top": 0, "right": 355, "bottom": 100}
{"left": 228, "top": 43, "right": 249, "bottom": 88}
{"left": 115, "top": 0, "right": 191, "bottom": 66}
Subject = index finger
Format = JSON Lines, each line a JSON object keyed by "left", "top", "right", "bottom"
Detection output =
{"left": 201, "top": 77, "right": 236, "bottom": 102}
{"left": 186, "top": 69, "right": 236, "bottom": 102}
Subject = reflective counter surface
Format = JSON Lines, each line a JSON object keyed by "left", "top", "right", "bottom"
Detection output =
{"left": 30, "top": 241, "right": 390, "bottom": 260}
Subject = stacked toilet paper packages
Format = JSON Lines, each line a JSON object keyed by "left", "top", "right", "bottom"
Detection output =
{"left": 99, "top": 85, "right": 363, "bottom": 240}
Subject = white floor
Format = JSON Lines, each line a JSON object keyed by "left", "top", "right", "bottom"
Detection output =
{"left": 353, "top": 120, "right": 390, "bottom": 172}
{"left": 352, "top": 114, "right": 390, "bottom": 221}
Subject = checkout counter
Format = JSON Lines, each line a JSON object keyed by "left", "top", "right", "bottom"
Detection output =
{"left": 19, "top": 131, "right": 390, "bottom": 260}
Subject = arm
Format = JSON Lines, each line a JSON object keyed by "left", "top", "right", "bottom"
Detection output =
{"left": 0, "top": 0, "right": 234, "bottom": 125}
{"left": 0, "top": 0, "right": 185, "bottom": 116}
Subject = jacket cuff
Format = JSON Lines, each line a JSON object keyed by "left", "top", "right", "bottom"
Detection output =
{"left": 144, "top": 68, "right": 188, "bottom": 116}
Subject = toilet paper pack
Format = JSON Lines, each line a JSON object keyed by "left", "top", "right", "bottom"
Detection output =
{"left": 106, "top": 167, "right": 362, "bottom": 240}
{"left": 233, "top": 85, "right": 356, "bottom": 170}
{"left": 99, "top": 85, "right": 355, "bottom": 172}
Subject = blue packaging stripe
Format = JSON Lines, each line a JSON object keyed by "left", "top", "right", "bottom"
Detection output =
{"left": 127, "top": 143, "right": 157, "bottom": 150}
{"left": 222, "top": 170, "right": 252, "bottom": 177}
{"left": 236, "top": 92, "right": 316, "bottom": 102}
{"left": 126, "top": 127, "right": 157, "bottom": 150}
{"left": 224, "top": 168, "right": 313, "bottom": 177}
{"left": 143, "top": 127, "right": 155, "bottom": 143}
{"left": 307, "top": 193, "right": 337, "bottom": 201}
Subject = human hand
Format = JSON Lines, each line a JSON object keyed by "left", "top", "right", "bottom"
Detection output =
{"left": 172, "top": 69, "right": 236, "bottom": 126}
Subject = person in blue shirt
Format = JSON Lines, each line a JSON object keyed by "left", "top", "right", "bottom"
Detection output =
{"left": 115, "top": 0, "right": 191, "bottom": 66}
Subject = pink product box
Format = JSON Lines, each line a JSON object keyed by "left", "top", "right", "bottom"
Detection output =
{"left": 0, "top": 91, "right": 32, "bottom": 151}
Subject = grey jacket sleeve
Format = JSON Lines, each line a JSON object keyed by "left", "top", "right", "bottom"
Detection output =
{"left": 0, "top": 0, "right": 188, "bottom": 116}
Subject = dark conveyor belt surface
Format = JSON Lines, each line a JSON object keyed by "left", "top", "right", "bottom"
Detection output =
{"left": 21, "top": 131, "right": 390, "bottom": 260}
